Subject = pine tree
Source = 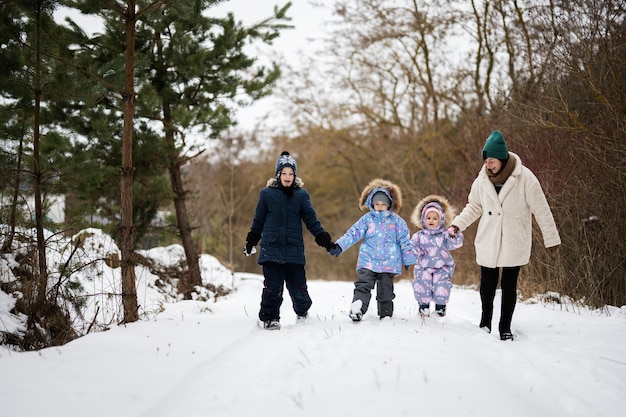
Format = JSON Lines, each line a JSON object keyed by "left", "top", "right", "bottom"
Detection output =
{"left": 0, "top": 0, "right": 87, "bottom": 346}
{"left": 58, "top": 1, "right": 290, "bottom": 297}
{"left": 129, "top": 1, "right": 290, "bottom": 296}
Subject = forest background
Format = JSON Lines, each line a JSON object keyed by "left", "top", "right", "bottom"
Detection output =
{"left": 1, "top": 0, "right": 624, "bottom": 350}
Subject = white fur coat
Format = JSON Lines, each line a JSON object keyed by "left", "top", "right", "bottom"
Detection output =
{"left": 452, "top": 152, "right": 561, "bottom": 268}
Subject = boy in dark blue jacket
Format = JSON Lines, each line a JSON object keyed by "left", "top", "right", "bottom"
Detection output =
{"left": 244, "top": 151, "right": 334, "bottom": 330}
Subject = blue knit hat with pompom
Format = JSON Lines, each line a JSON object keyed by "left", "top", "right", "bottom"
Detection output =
{"left": 275, "top": 151, "right": 297, "bottom": 175}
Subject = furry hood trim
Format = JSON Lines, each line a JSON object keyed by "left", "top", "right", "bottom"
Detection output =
{"left": 358, "top": 178, "right": 403, "bottom": 213}
{"left": 266, "top": 177, "right": 304, "bottom": 188}
{"left": 410, "top": 194, "right": 457, "bottom": 229}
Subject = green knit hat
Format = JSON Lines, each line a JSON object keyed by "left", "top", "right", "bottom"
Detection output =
{"left": 482, "top": 130, "right": 509, "bottom": 160}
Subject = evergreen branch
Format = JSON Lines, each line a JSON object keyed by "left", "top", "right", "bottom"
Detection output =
{"left": 11, "top": 34, "right": 124, "bottom": 98}
{"left": 41, "top": 49, "right": 124, "bottom": 97}
{"left": 137, "top": 0, "right": 167, "bottom": 20}
{"left": 98, "top": 0, "right": 125, "bottom": 16}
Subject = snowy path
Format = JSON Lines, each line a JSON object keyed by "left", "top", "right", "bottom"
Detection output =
{"left": 1, "top": 278, "right": 625, "bottom": 417}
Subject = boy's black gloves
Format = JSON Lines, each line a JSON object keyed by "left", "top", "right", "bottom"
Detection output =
{"left": 244, "top": 232, "right": 261, "bottom": 256}
{"left": 314, "top": 231, "right": 333, "bottom": 251}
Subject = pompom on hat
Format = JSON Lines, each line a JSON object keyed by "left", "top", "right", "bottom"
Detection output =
{"left": 275, "top": 151, "right": 297, "bottom": 175}
{"left": 482, "top": 130, "right": 509, "bottom": 161}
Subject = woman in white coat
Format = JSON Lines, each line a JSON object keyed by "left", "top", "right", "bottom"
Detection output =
{"left": 450, "top": 130, "right": 561, "bottom": 341}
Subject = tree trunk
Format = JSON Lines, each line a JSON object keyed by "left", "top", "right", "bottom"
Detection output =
{"left": 159, "top": 80, "right": 202, "bottom": 296}
{"left": 1, "top": 127, "right": 23, "bottom": 253}
{"left": 33, "top": 84, "right": 47, "bottom": 307}
{"left": 33, "top": 2, "right": 47, "bottom": 312}
{"left": 119, "top": 0, "right": 139, "bottom": 323}
{"left": 168, "top": 160, "right": 203, "bottom": 297}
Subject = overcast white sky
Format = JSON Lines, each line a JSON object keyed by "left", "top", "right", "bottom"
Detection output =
{"left": 210, "top": 0, "right": 332, "bottom": 130}
{"left": 212, "top": 0, "right": 330, "bottom": 58}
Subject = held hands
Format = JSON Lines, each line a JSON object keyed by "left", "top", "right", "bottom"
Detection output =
{"left": 315, "top": 232, "right": 342, "bottom": 258}
{"left": 447, "top": 225, "right": 459, "bottom": 237}
{"left": 329, "top": 244, "right": 342, "bottom": 257}
{"left": 315, "top": 231, "right": 334, "bottom": 252}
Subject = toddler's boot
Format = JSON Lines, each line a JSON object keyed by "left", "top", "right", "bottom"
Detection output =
{"left": 349, "top": 300, "right": 363, "bottom": 321}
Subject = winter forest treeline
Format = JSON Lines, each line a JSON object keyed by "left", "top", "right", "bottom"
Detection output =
{"left": 1, "top": 0, "right": 625, "bottom": 350}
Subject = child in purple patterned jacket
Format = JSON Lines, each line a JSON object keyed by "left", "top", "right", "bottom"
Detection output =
{"left": 410, "top": 195, "right": 464, "bottom": 318}
{"left": 329, "top": 179, "right": 416, "bottom": 321}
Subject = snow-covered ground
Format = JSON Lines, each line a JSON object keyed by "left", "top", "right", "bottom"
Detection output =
{"left": 1, "top": 278, "right": 625, "bottom": 415}
{"left": 1, "top": 228, "right": 625, "bottom": 416}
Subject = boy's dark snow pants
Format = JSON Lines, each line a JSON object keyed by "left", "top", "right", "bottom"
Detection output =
{"left": 352, "top": 268, "right": 396, "bottom": 318}
{"left": 259, "top": 262, "right": 312, "bottom": 321}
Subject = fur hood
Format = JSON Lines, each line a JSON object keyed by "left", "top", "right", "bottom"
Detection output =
{"left": 358, "top": 178, "right": 403, "bottom": 213}
{"left": 266, "top": 177, "right": 304, "bottom": 188}
{"left": 410, "top": 194, "right": 457, "bottom": 230}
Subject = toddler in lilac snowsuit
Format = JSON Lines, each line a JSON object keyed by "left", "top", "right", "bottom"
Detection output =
{"left": 329, "top": 178, "right": 416, "bottom": 321}
{"left": 410, "top": 195, "right": 464, "bottom": 318}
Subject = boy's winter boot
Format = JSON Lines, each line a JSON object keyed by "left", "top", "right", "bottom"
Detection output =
{"left": 349, "top": 300, "right": 363, "bottom": 321}
{"left": 500, "top": 331, "right": 514, "bottom": 341}
{"left": 377, "top": 300, "right": 393, "bottom": 320}
{"left": 263, "top": 319, "right": 281, "bottom": 330}
{"left": 435, "top": 304, "right": 446, "bottom": 317}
